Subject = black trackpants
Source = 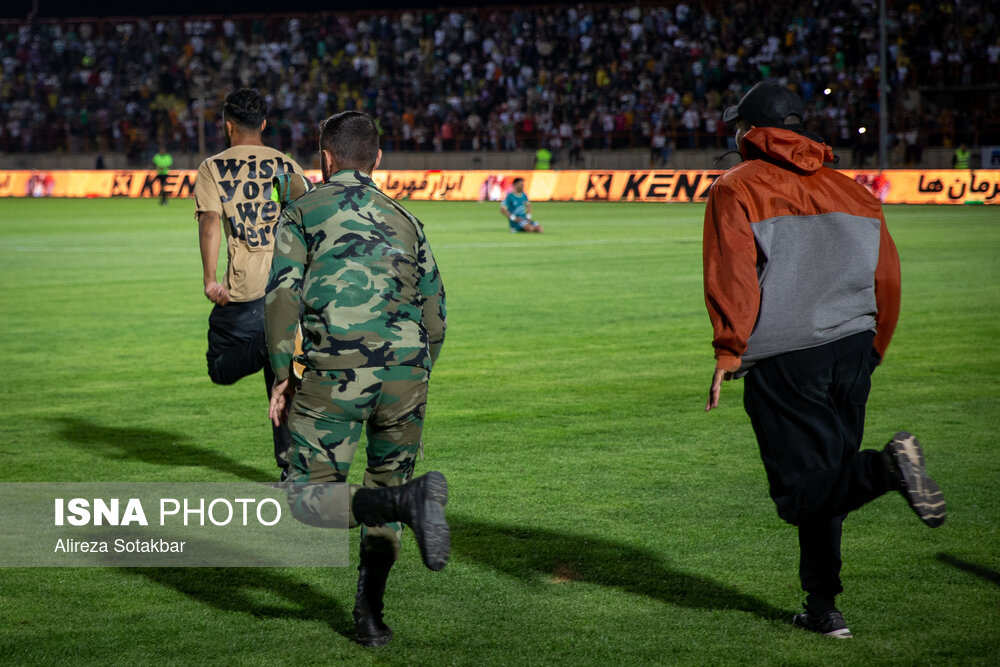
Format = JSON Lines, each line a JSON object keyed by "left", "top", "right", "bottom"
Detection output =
{"left": 742, "top": 331, "right": 889, "bottom": 602}
{"left": 206, "top": 295, "right": 291, "bottom": 477}
{"left": 158, "top": 173, "right": 169, "bottom": 204}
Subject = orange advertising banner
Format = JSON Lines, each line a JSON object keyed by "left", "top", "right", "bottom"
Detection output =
{"left": 1, "top": 168, "right": 998, "bottom": 205}
{"left": 0, "top": 170, "right": 200, "bottom": 199}
{"left": 374, "top": 170, "right": 720, "bottom": 203}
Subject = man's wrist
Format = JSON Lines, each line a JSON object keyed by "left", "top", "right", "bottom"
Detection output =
{"left": 714, "top": 353, "right": 742, "bottom": 374}
{"left": 270, "top": 353, "right": 292, "bottom": 383}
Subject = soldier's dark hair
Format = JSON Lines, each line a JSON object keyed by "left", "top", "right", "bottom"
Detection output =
{"left": 319, "top": 111, "right": 380, "bottom": 173}
{"left": 222, "top": 88, "right": 267, "bottom": 130}
{"left": 512, "top": 177, "right": 524, "bottom": 186}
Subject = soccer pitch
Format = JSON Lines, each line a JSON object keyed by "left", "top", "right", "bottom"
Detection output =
{"left": 0, "top": 198, "right": 997, "bottom": 665}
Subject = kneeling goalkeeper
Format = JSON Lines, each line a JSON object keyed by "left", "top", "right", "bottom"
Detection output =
{"left": 500, "top": 177, "right": 543, "bottom": 232}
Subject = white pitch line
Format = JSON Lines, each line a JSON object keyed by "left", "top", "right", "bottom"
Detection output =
{"left": 436, "top": 238, "right": 670, "bottom": 249}
{"left": 7, "top": 238, "right": 688, "bottom": 253}
{"left": 7, "top": 246, "right": 192, "bottom": 253}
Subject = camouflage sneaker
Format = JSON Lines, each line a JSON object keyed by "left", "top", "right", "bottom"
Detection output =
{"left": 884, "top": 432, "right": 947, "bottom": 528}
{"left": 792, "top": 607, "right": 853, "bottom": 639}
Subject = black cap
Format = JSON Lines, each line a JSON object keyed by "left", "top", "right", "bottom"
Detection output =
{"left": 724, "top": 80, "right": 823, "bottom": 142}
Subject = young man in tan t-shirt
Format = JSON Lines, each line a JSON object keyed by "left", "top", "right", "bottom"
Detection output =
{"left": 193, "top": 88, "right": 304, "bottom": 481}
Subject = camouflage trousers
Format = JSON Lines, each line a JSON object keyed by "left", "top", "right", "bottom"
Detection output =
{"left": 285, "top": 364, "right": 427, "bottom": 560}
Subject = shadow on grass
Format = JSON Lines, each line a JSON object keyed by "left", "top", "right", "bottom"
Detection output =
{"left": 55, "top": 416, "right": 269, "bottom": 481}
{"left": 129, "top": 567, "right": 354, "bottom": 638}
{"left": 449, "top": 514, "right": 788, "bottom": 622}
{"left": 937, "top": 553, "right": 1000, "bottom": 586}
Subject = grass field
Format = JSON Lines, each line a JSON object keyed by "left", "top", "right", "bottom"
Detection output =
{"left": 0, "top": 197, "right": 997, "bottom": 665}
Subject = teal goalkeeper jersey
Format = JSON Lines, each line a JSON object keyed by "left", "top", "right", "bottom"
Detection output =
{"left": 503, "top": 191, "right": 529, "bottom": 217}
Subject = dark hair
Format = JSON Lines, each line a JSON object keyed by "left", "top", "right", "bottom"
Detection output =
{"left": 512, "top": 177, "right": 525, "bottom": 186}
{"left": 319, "top": 111, "right": 380, "bottom": 173}
{"left": 222, "top": 88, "right": 267, "bottom": 130}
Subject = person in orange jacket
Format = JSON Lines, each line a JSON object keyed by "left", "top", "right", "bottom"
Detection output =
{"left": 702, "top": 81, "right": 946, "bottom": 639}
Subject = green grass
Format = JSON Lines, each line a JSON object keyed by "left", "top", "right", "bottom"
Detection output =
{"left": 0, "top": 198, "right": 998, "bottom": 665}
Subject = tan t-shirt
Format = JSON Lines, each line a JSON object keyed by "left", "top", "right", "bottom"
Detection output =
{"left": 194, "top": 145, "right": 303, "bottom": 302}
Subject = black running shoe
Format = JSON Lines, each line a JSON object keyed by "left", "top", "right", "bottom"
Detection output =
{"left": 792, "top": 607, "right": 853, "bottom": 639}
{"left": 884, "top": 432, "right": 946, "bottom": 528}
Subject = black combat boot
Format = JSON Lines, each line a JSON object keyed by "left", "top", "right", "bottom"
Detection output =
{"left": 353, "top": 548, "right": 394, "bottom": 647}
{"left": 351, "top": 471, "right": 450, "bottom": 571}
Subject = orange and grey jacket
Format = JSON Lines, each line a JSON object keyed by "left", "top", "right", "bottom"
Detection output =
{"left": 703, "top": 127, "right": 901, "bottom": 373}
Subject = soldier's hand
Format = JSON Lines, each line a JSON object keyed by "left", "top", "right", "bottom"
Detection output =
{"left": 269, "top": 378, "right": 295, "bottom": 427}
{"left": 204, "top": 281, "right": 231, "bottom": 306}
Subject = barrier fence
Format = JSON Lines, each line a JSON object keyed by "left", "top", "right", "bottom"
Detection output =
{"left": 2, "top": 169, "right": 998, "bottom": 205}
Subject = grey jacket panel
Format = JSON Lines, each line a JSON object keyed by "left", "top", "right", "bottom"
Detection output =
{"left": 743, "top": 212, "right": 881, "bottom": 362}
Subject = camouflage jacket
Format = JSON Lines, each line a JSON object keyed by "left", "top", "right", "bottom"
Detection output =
{"left": 265, "top": 170, "right": 446, "bottom": 382}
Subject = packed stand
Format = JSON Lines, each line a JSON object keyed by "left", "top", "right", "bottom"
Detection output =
{"left": 0, "top": 1, "right": 997, "bottom": 164}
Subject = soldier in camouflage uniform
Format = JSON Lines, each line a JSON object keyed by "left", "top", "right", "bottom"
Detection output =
{"left": 265, "top": 111, "right": 449, "bottom": 648}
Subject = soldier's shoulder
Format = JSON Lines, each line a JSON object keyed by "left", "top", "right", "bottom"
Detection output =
{"left": 371, "top": 188, "right": 425, "bottom": 230}
{"left": 286, "top": 181, "right": 345, "bottom": 217}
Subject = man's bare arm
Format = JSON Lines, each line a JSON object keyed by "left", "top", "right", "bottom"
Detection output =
{"left": 198, "top": 211, "right": 230, "bottom": 305}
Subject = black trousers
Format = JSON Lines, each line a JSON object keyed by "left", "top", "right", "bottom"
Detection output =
{"left": 158, "top": 173, "right": 169, "bottom": 204}
{"left": 743, "top": 331, "right": 889, "bottom": 602}
{"left": 206, "top": 296, "right": 291, "bottom": 476}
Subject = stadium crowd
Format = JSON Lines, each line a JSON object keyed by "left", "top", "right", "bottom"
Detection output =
{"left": 1, "top": 1, "right": 998, "bottom": 163}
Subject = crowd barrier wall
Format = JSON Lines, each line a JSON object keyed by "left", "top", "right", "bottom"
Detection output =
{"left": 2, "top": 169, "right": 998, "bottom": 205}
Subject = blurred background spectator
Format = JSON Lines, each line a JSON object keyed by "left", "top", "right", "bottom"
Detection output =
{"left": 0, "top": 1, "right": 997, "bottom": 165}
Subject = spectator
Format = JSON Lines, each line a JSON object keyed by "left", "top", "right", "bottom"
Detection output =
{"left": 903, "top": 126, "right": 923, "bottom": 166}
{"left": 0, "top": 3, "right": 996, "bottom": 156}
{"left": 682, "top": 105, "right": 701, "bottom": 149}
{"left": 651, "top": 124, "right": 671, "bottom": 166}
